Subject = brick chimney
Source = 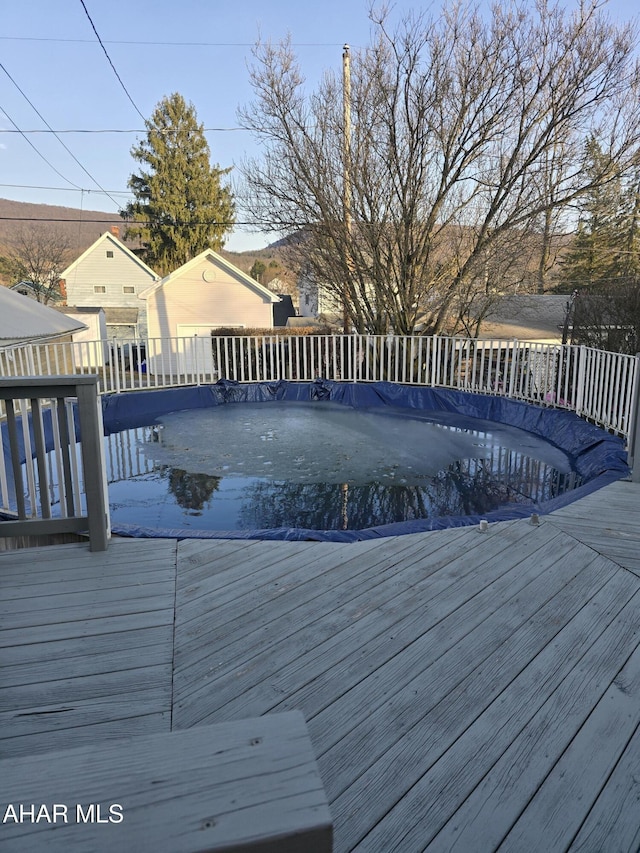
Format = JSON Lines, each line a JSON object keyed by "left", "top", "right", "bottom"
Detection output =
{"left": 111, "top": 225, "right": 120, "bottom": 239}
{"left": 58, "top": 279, "right": 67, "bottom": 304}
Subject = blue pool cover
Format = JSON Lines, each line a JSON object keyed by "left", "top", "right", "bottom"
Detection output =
{"left": 99, "top": 379, "right": 629, "bottom": 542}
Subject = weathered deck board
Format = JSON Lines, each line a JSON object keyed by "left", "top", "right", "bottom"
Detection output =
{"left": 176, "top": 523, "right": 566, "bottom": 728}
{"left": 278, "top": 523, "right": 573, "bottom": 731}
{"left": 325, "top": 545, "right": 621, "bottom": 850}
{"left": 547, "top": 479, "right": 640, "bottom": 577}
{"left": 0, "top": 712, "right": 332, "bottom": 853}
{"left": 2, "top": 479, "right": 640, "bottom": 851}
{"left": 427, "top": 582, "right": 640, "bottom": 851}
{"left": 1, "top": 625, "right": 171, "bottom": 675}
{"left": 356, "top": 566, "right": 640, "bottom": 852}
{"left": 174, "top": 528, "right": 473, "bottom": 724}
{"left": 497, "top": 622, "right": 640, "bottom": 852}
{"left": 0, "top": 539, "right": 177, "bottom": 759}
{"left": 567, "top": 714, "right": 640, "bottom": 852}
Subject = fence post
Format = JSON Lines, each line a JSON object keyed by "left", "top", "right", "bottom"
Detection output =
{"left": 574, "top": 345, "right": 586, "bottom": 416}
{"left": 113, "top": 339, "right": 121, "bottom": 394}
{"left": 26, "top": 343, "right": 36, "bottom": 375}
{"left": 76, "top": 380, "right": 109, "bottom": 551}
{"left": 628, "top": 353, "right": 640, "bottom": 482}
{"left": 352, "top": 332, "right": 358, "bottom": 382}
{"left": 508, "top": 340, "right": 518, "bottom": 399}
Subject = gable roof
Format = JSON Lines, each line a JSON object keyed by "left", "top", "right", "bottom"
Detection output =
{"left": 139, "top": 249, "right": 281, "bottom": 303}
{"left": 10, "top": 280, "right": 37, "bottom": 294}
{"left": 478, "top": 295, "right": 569, "bottom": 342}
{"left": 0, "top": 286, "right": 87, "bottom": 346}
{"left": 60, "top": 231, "right": 160, "bottom": 281}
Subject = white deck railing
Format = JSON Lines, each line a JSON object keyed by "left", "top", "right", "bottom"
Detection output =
{"left": 1, "top": 334, "right": 637, "bottom": 439}
{"left": 0, "top": 375, "right": 109, "bottom": 551}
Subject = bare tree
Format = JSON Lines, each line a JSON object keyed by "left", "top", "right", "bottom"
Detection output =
{"left": 239, "top": 1, "right": 640, "bottom": 335}
{"left": 8, "top": 224, "right": 72, "bottom": 304}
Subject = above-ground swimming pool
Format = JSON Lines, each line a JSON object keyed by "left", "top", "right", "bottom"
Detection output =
{"left": 98, "top": 380, "right": 629, "bottom": 541}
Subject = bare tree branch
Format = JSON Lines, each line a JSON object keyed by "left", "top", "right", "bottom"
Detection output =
{"left": 7, "top": 224, "right": 72, "bottom": 304}
{"left": 238, "top": 1, "right": 640, "bottom": 335}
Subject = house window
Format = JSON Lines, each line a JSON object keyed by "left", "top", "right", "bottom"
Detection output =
{"left": 94, "top": 285, "right": 106, "bottom": 293}
{"left": 106, "top": 250, "right": 114, "bottom": 258}
{"left": 123, "top": 286, "right": 135, "bottom": 294}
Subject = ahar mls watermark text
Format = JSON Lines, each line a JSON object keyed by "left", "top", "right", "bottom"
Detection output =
{"left": 2, "top": 804, "right": 123, "bottom": 824}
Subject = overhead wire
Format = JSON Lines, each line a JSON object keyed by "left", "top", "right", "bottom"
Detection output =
{"left": 77, "top": 0, "right": 147, "bottom": 123}
{"left": 0, "top": 182, "right": 131, "bottom": 196}
{"left": 0, "top": 103, "right": 83, "bottom": 190}
{"left": 0, "top": 61, "right": 123, "bottom": 209}
{"left": 0, "top": 127, "right": 246, "bottom": 133}
{"left": 0, "top": 36, "right": 343, "bottom": 48}
{"left": 0, "top": 216, "right": 262, "bottom": 227}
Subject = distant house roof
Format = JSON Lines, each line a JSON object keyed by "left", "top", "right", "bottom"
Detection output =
{"left": 286, "top": 316, "right": 327, "bottom": 329}
{"left": 139, "top": 249, "right": 281, "bottom": 302}
{"left": 478, "top": 295, "right": 569, "bottom": 343}
{"left": 58, "top": 306, "right": 105, "bottom": 316}
{"left": 10, "top": 281, "right": 37, "bottom": 297}
{"left": 103, "top": 308, "right": 139, "bottom": 325}
{"left": 60, "top": 231, "right": 160, "bottom": 280}
{"left": 0, "top": 286, "right": 87, "bottom": 346}
{"left": 10, "top": 280, "right": 64, "bottom": 303}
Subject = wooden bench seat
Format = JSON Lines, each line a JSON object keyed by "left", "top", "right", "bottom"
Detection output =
{"left": 0, "top": 711, "right": 332, "bottom": 852}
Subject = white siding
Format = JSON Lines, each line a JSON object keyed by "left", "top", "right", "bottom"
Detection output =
{"left": 146, "top": 257, "right": 273, "bottom": 339}
{"left": 145, "top": 256, "right": 275, "bottom": 378}
{"left": 69, "top": 312, "right": 108, "bottom": 368}
{"left": 63, "top": 237, "right": 157, "bottom": 336}
{"left": 297, "top": 275, "right": 342, "bottom": 319}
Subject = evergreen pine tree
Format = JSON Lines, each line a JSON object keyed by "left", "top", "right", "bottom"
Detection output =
{"left": 560, "top": 138, "right": 625, "bottom": 290}
{"left": 618, "top": 169, "right": 640, "bottom": 281}
{"left": 123, "top": 93, "right": 235, "bottom": 275}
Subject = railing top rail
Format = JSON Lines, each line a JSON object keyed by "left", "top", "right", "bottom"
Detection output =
{"left": 0, "top": 375, "right": 99, "bottom": 395}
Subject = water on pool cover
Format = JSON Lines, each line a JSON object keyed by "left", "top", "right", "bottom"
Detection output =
{"left": 106, "top": 401, "right": 581, "bottom": 532}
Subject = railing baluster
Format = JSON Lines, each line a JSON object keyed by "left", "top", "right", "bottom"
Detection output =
{"left": 30, "top": 398, "right": 51, "bottom": 520}
{"left": 5, "top": 400, "right": 26, "bottom": 518}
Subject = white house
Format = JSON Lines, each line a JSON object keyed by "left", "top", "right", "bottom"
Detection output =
{"left": 10, "top": 281, "right": 39, "bottom": 300}
{"left": 60, "top": 230, "right": 160, "bottom": 339}
{"left": 297, "top": 271, "right": 342, "bottom": 320}
{"left": 139, "top": 249, "right": 281, "bottom": 376}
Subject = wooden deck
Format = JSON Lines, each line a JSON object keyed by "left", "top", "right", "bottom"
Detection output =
{"left": 2, "top": 478, "right": 640, "bottom": 852}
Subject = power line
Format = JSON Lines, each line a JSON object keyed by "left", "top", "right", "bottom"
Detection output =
{"left": 78, "top": 0, "right": 146, "bottom": 122}
{"left": 0, "top": 181, "right": 259, "bottom": 204}
{"left": 0, "top": 127, "right": 246, "bottom": 134}
{"left": 0, "top": 61, "right": 122, "bottom": 209}
{"left": 0, "top": 103, "right": 84, "bottom": 190}
{"left": 0, "top": 184, "right": 133, "bottom": 196}
{"left": 0, "top": 216, "right": 259, "bottom": 227}
{"left": 0, "top": 36, "right": 342, "bottom": 48}
{"left": 0, "top": 182, "right": 131, "bottom": 196}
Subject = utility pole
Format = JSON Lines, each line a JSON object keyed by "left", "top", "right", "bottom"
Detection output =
{"left": 342, "top": 43, "right": 352, "bottom": 335}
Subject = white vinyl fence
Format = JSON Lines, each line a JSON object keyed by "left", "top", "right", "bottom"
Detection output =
{"left": 2, "top": 334, "right": 638, "bottom": 542}
{"left": 1, "top": 333, "right": 638, "bottom": 438}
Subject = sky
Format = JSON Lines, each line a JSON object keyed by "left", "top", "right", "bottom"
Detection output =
{"left": 1, "top": 0, "right": 638, "bottom": 253}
